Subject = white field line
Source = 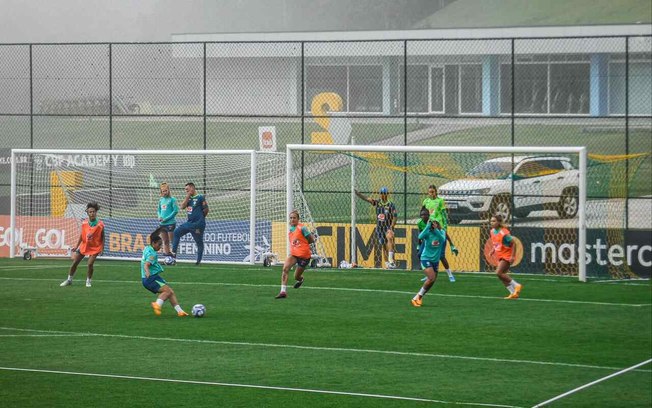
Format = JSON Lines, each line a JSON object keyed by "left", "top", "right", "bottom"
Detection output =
{"left": 0, "top": 334, "right": 89, "bottom": 338}
{"left": 2, "top": 263, "right": 648, "bottom": 285}
{"left": 0, "top": 276, "right": 649, "bottom": 307}
{"left": 1, "top": 327, "right": 650, "bottom": 374}
{"left": 0, "top": 366, "right": 522, "bottom": 408}
{"left": 532, "top": 358, "right": 652, "bottom": 407}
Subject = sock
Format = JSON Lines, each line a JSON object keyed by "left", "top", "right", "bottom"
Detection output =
{"left": 67, "top": 275, "right": 73, "bottom": 281}
{"left": 446, "top": 269, "right": 453, "bottom": 278}
{"left": 388, "top": 252, "right": 394, "bottom": 262}
{"left": 281, "top": 285, "right": 287, "bottom": 293}
{"left": 512, "top": 279, "right": 520, "bottom": 287}
{"left": 174, "top": 305, "right": 183, "bottom": 313}
{"left": 418, "top": 287, "right": 426, "bottom": 297}
{"left": 156, "top": 298, "right": 165, "bottom": 307}
{"left": 506, "top": 282, "right": 515, "bottom": 294}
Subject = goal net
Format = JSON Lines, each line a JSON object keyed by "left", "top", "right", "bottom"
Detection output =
{"left": 10, "top": 149, "right": 328, "bottom": 266}
{"left": 287, "top": 144, "right": 593, "bottom": 281}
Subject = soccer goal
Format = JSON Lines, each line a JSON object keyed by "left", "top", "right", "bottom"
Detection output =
{"left": 286, "top": 144, "right": 589, "bottom": 281}
{"left": 9, "top": 149, "right": 329, "bottom": 266}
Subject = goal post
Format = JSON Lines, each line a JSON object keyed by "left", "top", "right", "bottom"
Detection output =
{"left": 10, "top": 148, "right": 327, "bottom": 266}
{"left": 287, "top": 144, "right": 588, "bottom": 281}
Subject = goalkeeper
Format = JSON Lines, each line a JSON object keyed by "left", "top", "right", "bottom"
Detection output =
{"left": 422, "top": 185, "right": 458, "bottom": 282}
{"left": 170, "top": 182, "right": 208, "bottom": 265}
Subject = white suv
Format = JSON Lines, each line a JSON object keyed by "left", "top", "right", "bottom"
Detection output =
{"left": 438, "top": 156, "right": 579, "bottom": 223}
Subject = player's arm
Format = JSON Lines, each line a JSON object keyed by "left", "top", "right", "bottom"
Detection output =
{"left": 144, "top": 261, "right": 151, "bottom": 278}
{"left": 100, "top": 228, "right": 105, "bottom": 255}
{"left": 418, "top": 222, "right": 431, "bottom": 240}
{"left": 73, "top": 232, "right": 83, "bottom": 252}
{"left": 161, "top": 198, "right": 179, "bottom": 223}
{"left": 503, "top": 234, "right": 515, "bottom": 262}
{"left": 202, "top": 197, "right": 209, "bottom": 217}
{"left": 157, "top": 200, "right": 163, "bottom": 221}
{"left": 354, "top": 189, "right": 375, "bottom": 205}
{"left": 180, "top": 192, "right": 191, "bottom": 209}
{"left": 302, "top": 226, "right": 315, "bottom": 245}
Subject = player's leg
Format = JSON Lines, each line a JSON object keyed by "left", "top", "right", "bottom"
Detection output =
{"left": 276, "top": 256, "right": 298, "bottom": 298}
{"left": 85, "top": 254, "right": 98, "bottom": 287}
{"left": 60, "top": 251, "right": 84, "bottom": 286}
{"left": 171, "top": 222, "right": 192, "bottom": 257}
{"left": 374, "top": 228, "right": 385, "bottom": 267}
{"left": 440, "top": 238, "right": 455, "bottom": 282}
{"left": 385, "top": 228, "right": 396, "bottom": 268}
{"left": 143, "top": 275, "right": 168, "bottom": 315}
{"left": 190, "top": 226, "right": 205, "bottom": 265}
{"left": 160, "top": 225, "right": 172, "bottom": 255}
{"left": 412, "top": 261, "right": 439, "bottom": 307}
{"left": 293, "top": 258, "right": 309, "bottom": 288}
{"left": 162, "top": 285, "right": 187, "bottom": 316}
{"left": 496, "top": 259, "right": 522, "bottom": 299}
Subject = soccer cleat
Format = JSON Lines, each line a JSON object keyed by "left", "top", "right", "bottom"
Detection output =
{"left": 60, "top": 279, "right": 72, "bottom": 287}
{"left": 411, "top": 298, "right": 422, "bottom": 307}
{"left": 177, "top": 311, "right": 189, "bottom": 317}
{"left": 275, "top": 292, "right": 287, "bottom": 299}
{"left": 293, "top": 278, "right": 304, "bottom": 289}
{"left": 85, "top": 280, "right": 92, "bottom": 287}
{"left": 448, "top": 274, "right": 456, "bottom": 283}
{"left": 504, "top": 292, "right": 519, "bottom": 299}
{"left": 513, "top": 283, "right": 523, "bottom": 297}
{"left": 386, "top": 261, "right": 397, "bottom": 269}
{"left": 151, "top": 302, "right": 162, "bottom": 316}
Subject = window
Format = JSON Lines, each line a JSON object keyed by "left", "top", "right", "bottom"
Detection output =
{"left": 550, "top": 63, "right": 589, "bottom": 114}
{"left": 305, "top": 65, "right": 347, "bottom": 112}
{"left": 430, "top": 67, "right": 444, "bottom": 112}
{"left": 513, "top": 64, "right": 548, "bottom": 114}
{"left": 460, "top": 65, "right": 482, "bottom": 113}
{"left": 349, "top": 65, "right": 383, "bottom": 113}
{"left": 399, "top": 65, "right": 428, "bottom": 113}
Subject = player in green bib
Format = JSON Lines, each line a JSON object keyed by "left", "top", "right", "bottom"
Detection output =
{"left": 422, "top": 184, "right": 458, "bottom": 282}
{"left": 141, "top": 229, "right": 188, "bottom": 317}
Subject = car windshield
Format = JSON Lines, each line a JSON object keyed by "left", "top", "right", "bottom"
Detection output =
{"left": 467, "top": 161, "right": 513, "bottom": 179}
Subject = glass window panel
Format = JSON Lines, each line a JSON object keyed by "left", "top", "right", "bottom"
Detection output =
{"left": 349, "top": 65, "right": 383, "bottom": 113}
{"left": 460, "top": 64, "right": 482, "bottom": 113}
{"left": 399, "top": 65, "right": 428, "bottom": 113}
{"left": 550, "top": 63, "right": 590, "bottom": 114}
{"left": 514, "top": 64, "right": 548, "bottom": 114}
{"left": 306, "top": 65, "right": 347, "bottom": 112}
{"left": 430, "top": 67, "right": 444, "bottom": 112}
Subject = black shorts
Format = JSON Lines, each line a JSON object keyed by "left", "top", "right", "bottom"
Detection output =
{"left": 293, "top": 256, "right": 311, "bottom": 268}
{"left": 159, "top": 224, "right": 176, "bottom": 232}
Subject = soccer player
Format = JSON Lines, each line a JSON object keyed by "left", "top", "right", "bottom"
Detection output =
{"left": 489, "top": 214, "right": 523, "bottom": 299}
{"left": 142, "top": 229, "right": 188, "bottom": 316}
{"left": 423, "top": 185, "right": 457, "bottom": 282}
{"left": 411, "top": 216, "right": 446, "bottom": 307}
{"left": 354, "top": 187, "right": 398, "bottom": 269}
{"left": 170, "top": 182, "right": 208, "bottom": 265}
{"left": 157, "top": 182, "right": 179, "bottom": 256}
{"left": 60, "top": 202, "right": 105, "bottom": 288}
{"left": 275, "top": 210, "right": 315, "bottom": 299}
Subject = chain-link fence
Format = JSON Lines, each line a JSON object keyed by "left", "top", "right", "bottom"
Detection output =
{"left": 1, "top": 36, "right": 650, "bottom": 275}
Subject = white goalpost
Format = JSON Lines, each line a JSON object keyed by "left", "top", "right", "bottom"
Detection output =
{"left": 287, "top": 144, "right": 588, "bottom": 281}
{"left": 10, "top": 148, "right": 328, "bottom": 266}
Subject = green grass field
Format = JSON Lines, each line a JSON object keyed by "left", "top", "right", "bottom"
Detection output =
{"left": 0, "top": 258, "right": 650, "bottom": 407}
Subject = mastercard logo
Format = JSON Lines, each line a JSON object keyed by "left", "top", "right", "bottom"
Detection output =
{"left": 483, "top": 237, "right": 523, "bottom": 267}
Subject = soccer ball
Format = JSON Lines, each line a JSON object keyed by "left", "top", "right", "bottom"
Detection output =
{"left": 164, "top": 256, "right": 175, "bottom": 265}
{"left": 191, "top": 304, "right": 206, "bottom": 318}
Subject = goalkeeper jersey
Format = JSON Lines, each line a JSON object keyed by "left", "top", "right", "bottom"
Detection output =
{"left": 158, "top": 196, "right": 179, "bottom": 226}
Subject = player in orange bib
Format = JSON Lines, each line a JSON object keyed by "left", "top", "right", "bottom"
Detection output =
{"left": 60, "top": 202, "right": 105, "bottom": 288}
{"left": 489, "top": 214, "right": 522, "bottom": 299}
{"left": 275, "top": 210, "right": 315, "bottom": 299}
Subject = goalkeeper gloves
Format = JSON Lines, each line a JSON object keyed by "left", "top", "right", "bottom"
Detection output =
{"left": 451, "top": 245, "right": 459, "bottom": 256}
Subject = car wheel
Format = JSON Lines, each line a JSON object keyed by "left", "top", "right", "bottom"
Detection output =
{"left": 489, "top": 195, "right": 511, "bottom": 222}
{"left": 557, "top": 188, "right": 578, "bottom": 219}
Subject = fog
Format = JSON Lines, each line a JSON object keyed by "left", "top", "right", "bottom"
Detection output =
{"left": 0, "top": 0, "right": 444, "bottom": 43}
